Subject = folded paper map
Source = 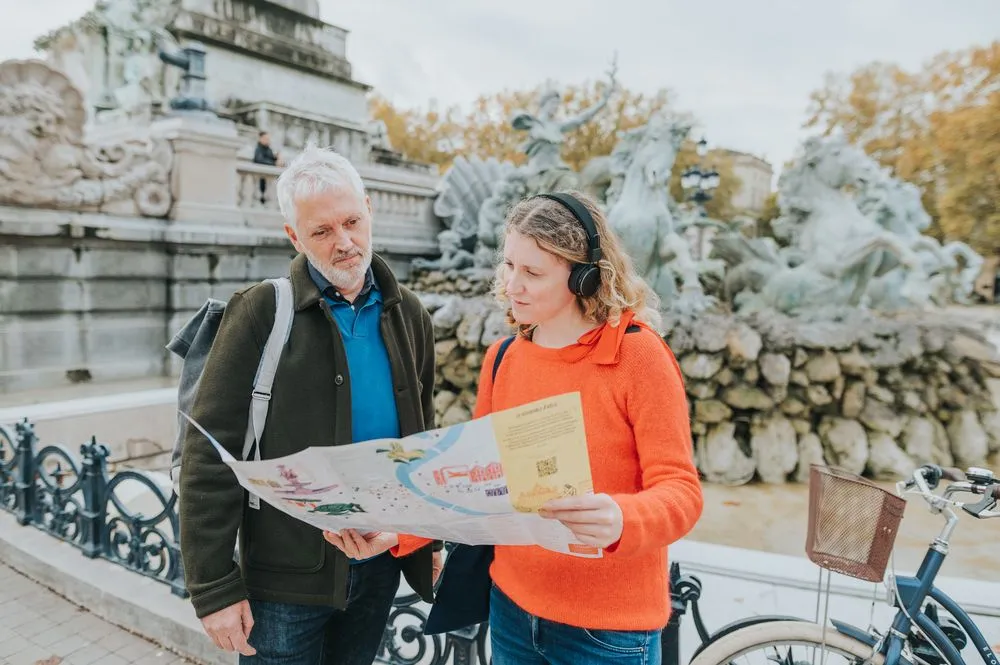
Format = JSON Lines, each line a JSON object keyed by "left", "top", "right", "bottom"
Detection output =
{"left": 183, "top": 392, "right": 601, "bottom": 556}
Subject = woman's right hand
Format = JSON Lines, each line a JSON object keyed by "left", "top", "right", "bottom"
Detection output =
{"left": 322, "top": 529, "right": 399, "bottom": 559}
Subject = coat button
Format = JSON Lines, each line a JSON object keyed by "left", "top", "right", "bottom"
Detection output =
{"left": 335, "top": 374, "right": 344, "bottom": 386}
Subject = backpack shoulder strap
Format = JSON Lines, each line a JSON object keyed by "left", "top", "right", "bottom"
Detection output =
{"left": 242, "top": 277, "right": 295, "bottom": 461}
{"left": 491, "top": 335, "right": 516, "bottom": 384}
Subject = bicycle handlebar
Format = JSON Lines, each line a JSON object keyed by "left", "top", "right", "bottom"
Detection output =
{"left": 914, "top": 464, "right": 983, "bottom": 490}
{"left": 913, "top": 464, "right": 960, "bottom": 490}
{"left": 940, "top": 466, "right": 967, "bottom": 483}
{"left": 908, "top": 464, "right": 1000, "bottom": 519}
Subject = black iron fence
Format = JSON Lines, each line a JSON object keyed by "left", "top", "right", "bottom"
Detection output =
{"left": 0, "top": 419, "right": 186, "bottom": 596}
{"left": 0, "top": 418, "right": 706, "bottom": 665}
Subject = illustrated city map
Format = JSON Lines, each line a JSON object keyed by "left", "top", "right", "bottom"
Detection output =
{"left": 183, "top": 392, "right": 601, "bottom": 556}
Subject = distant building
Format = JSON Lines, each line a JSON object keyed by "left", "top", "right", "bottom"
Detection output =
{"left": 712, "top": 149, "right": 774, "bottom": 216}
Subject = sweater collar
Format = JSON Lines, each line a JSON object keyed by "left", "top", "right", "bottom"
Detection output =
{"left": 578, "top": 310, "right": 641, "bottom": 364}
{"left": 522, "top": 310, "right": 643, "bottom": 365}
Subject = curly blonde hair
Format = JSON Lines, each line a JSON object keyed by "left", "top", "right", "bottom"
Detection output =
{"left": 493, "top": 191, "right": 662, "bottom": 337}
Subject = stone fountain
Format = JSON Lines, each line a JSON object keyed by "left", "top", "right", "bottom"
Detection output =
{"left": 407, "top": 71, "right": 999, "bottom": 486}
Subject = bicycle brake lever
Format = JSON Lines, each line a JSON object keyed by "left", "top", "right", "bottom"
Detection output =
{"left": 962, "top": 492, "right": 999, "bottom": 518}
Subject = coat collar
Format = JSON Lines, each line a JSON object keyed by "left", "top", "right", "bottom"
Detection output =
{"left": 290, "top": 252, "right": 402, "bottom": 312}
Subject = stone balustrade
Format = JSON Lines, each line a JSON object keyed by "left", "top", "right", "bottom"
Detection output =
{"left": 234, "top": 160, "right": 442, "bottom": 258}
{"left": 237, "top": 161, "right": 283, "bottom": 213}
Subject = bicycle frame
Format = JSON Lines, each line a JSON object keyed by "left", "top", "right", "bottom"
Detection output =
{"left": 852, "top": 545, "right": 998, "bottom": 665}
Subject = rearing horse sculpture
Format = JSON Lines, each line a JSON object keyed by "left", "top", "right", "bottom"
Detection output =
{"left": 601, "top": 115, "right": 715, "bottom": 312}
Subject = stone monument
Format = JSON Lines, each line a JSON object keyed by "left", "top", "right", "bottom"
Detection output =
{"left": 415, "top": 83, "right": 724, "bottom": 314}
{"left": 34, "top": 0, "right": 388, "bottom": 164}
{"left": 408, "top": 88, "right": 998, "bottom": 487}
{"left": 34, "top": 0, "right": 183, "bottom": 125}
{"left": 509, "top": 58, "right": 617, "bottom": 193}
{"left": 0, "top": 1, "right": 443, "bottom": 393}
{"left": 422, "top": 59, "right": 618, "bottom": 276}
{"left": 598, "top": 113, "right": 723, "bottom": 314}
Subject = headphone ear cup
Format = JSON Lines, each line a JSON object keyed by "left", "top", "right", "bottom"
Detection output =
{"left": 569, "top": 264, "right": 601, "bottom": 298}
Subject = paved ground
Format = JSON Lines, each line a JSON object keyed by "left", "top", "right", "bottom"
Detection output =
{"left": 0, "top": 563, "right": 193, "bottom": 665}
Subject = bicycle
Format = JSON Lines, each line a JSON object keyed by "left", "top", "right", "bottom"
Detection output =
{"left": 687, "top": 463, "right": 1000, "bottom": 665}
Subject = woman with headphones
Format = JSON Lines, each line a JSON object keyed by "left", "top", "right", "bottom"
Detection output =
{"left": 325, "top": 191, "right": 703, "bottom": 665}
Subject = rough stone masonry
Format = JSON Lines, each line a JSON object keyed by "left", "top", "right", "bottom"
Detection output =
{"left": 412, "top": 271, "right": 1000, "bottom": 486}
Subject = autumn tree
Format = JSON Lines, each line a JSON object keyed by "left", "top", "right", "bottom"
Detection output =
{"left": 370, "top": 81, "right": 742, "bottom": 219}
{"left": 933, "top": 92, "right": 1000, "bottom": 251}
{"left": 804, "top": 41, "right": 1000, "bottom": 253}
{"left": 368, "top": 95, "right": 461, "bottom": 167}
{"left": 371, "top": 81, "right": 674, "bottom": 169}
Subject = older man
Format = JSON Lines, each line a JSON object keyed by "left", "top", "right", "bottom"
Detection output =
{"left": 179, "top": 145, "right": 441, "bottom": 664}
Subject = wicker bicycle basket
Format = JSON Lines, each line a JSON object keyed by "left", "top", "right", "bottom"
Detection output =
{"left": 805, "top": 464, "right": 907, "bottom": 583}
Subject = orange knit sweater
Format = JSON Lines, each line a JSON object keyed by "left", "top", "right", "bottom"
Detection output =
{"left": 396, "top": 317, "right": 703, "bottom": 630}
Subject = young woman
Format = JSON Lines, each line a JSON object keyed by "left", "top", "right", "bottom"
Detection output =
{"left": 325, "top": 191, "right": 703, "bottom": 665}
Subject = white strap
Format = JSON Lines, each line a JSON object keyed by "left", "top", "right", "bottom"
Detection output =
{"left": 242, "top": 277, "right": 294, "bottom": 461}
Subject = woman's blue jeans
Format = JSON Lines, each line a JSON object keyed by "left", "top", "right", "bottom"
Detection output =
{"left": 489, "top": 584, "right": 662, "bottom": 665}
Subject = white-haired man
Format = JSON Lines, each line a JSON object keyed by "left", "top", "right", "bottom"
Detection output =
{"left": 178, "top": 146, "right": 442, "bottom": 664}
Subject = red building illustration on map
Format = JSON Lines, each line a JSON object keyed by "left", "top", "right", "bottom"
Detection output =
{"left": 433, "top": 462, "right": 503, "bottom": 486}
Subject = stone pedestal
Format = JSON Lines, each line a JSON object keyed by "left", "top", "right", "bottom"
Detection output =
{"left": 151, "top": 112, "right": 245, "bottom": 225}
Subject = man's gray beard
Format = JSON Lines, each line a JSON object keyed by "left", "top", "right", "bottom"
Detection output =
{"left": 306, "top": 245, "right": 373, "bottom": 292}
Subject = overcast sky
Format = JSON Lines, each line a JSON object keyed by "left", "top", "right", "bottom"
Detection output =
{"left": 4, "top": 1, "right": 999, "bottom": 177}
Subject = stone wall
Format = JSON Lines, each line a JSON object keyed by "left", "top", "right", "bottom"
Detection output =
{"left": 0, "top": 207, "right": 293, "bottom": 393}
{"left": 0, "top": 197, "right": 434, "bottom": 394}
{"left": 417, "top": 285, "right": 1000, "bottom": 485}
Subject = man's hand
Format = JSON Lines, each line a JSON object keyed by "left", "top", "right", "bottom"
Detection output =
{"left": 432, "top": 549, "right": 444, "bottom": 585}
{"left": 323, "top": 529, "right": 399, "bottom": 559}
{"left": 201, "top": 599, "right": 256, "bottom": 656}
{"left": 539, "top": 494, "right": 624, "bottom": 548}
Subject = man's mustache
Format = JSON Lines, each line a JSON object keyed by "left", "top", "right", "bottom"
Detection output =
{"left": 331, "top": 249, "right": 364, "bottom": 264}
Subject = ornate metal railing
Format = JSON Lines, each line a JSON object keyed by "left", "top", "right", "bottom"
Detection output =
{"left": 0, "top": 419, "right": 186, "bottom": 597}
{"left": 0, "top": 418, "right": 707, "bottom": 665}
{"left": 377, "top": 589, "right": 490, "bottom": 665}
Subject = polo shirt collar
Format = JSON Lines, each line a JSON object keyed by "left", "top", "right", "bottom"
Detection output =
{"left": 306, "top": 260, "right": 378, "bottom": 307}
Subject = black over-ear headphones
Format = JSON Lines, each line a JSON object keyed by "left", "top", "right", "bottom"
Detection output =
{"left": 534, "top": 192, "right": 603, "bottom": 298}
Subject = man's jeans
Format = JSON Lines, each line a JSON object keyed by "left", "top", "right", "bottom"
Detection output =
{"left": 241, "top": 553, "right": 401, "bottom": 665}
{"left": 489, "top": 584, "right": 662, "bottom": 665}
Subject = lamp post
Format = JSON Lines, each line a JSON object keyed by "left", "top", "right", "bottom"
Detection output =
{"left": 680, "top": 137, "right": 721, "bottom": 260}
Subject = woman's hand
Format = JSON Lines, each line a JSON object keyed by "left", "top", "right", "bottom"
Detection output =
{"left": 323, "top": 529, "right": 399, "bottom": 559}
{"left": 539, "top": 494, "right": 624, "bottom": 548}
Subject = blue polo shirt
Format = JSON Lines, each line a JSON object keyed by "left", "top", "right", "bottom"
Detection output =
{"left": 307, "top": 262, "right": 401, "bottom": 445}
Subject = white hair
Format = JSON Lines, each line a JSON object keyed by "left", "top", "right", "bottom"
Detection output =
{"left": 275, "top": 144, "right": 367, "bottom": 228}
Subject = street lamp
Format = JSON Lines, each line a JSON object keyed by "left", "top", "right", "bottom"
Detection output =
{"left": 681, "top": 136, "right": 721, "bottom": 259}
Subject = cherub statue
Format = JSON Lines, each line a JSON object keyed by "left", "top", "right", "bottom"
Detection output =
{"left": 475, "top": 170, "right": 530, "bottom": 268}
{"left": 412, "top": 230, "right": 476, "bottom": 272}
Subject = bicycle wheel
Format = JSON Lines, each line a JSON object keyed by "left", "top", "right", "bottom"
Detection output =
{"left": 689, "top": 621, "right": 890, "bottom": 665}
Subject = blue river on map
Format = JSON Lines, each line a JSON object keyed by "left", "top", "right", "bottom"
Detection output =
{"left": 394, "top": 425, "right": 501, "bottom": 516}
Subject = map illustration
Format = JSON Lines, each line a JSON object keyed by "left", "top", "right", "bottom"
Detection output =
{"left": 181, "top": 392, "right": 599, "bottom": 556}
